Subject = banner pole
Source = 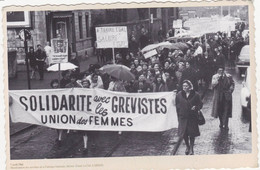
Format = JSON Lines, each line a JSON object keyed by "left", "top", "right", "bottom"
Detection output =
{"left": 112, "top": 48, "right": 115, "bottom": 64}
{"left": 58, "top": 63, "right": 61, "bottom": 87}
{"left": 24, "top": 29, "right": 31, "bottom": 89}
{"left": 205, "top": 34, "right": 207, "bottom": 53}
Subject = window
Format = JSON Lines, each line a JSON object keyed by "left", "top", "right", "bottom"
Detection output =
{"left": 78, "top": 15, "right": 83, "bottom": 39}
{"left": 85, "top": 14, "right": 89, "bottom": 37}
{"left": 56, "top": 21, "right": 67, "bottom": 39}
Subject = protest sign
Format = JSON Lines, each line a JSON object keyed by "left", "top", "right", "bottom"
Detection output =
{"left": 143, "top": 49, "right": 158, "bottom": 59}
{"left": 95, "top": 26, "right": 128, "bottom": 49}
{"left": 173, "top": 19, "right": 182, "bottom": 29}
{"left": 9, "top": 88, "right": 178, "bottom": 132}
{"left": 50, "top": 38, "right": 68, "bottom": 64}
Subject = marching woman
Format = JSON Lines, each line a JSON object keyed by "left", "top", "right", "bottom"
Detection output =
{"left": 108, "top": 76, "right": 126, "bottom": 136}
{"left": 50, "top": 79, "right": 63, "bottom": 146}
{"left": 80, "top": 79, "right": 92, "bottom": 154}
{"left": 175, "top": 80, "right": 203, "bottom": 155}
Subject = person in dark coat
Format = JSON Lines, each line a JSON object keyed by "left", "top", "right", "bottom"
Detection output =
{"left": 122, "top": 53, "right": 133, "bottom": 68}
{"left": 164, "top": 71, "right": 177, "bottom": 91}
{"left": 27, "top": 47, "right": 37, "bottom": 79}
{"left": 163, "top": 60, "right": 175, "bottom": 78}
{"left": 175, "top": 80, "right": 203, "bottom": 155}
{"left": 158, "top": 27, "right": 164, "bottom": 42}
{"left": 215, "top": 47, "right": 226, "bottom": 69}
{"left": 201, "top": 51, "right": 215, "bottom": 88}
{"left": 128, "top": 36, "right": 139, "bottom": 55}
{"left": 211, "top": 67, "right": 235, "bottom": 130}
{"left": 35, "top": 44, "right": 47, "bottom": 80}
{"left": 60, "top": 70, "right": 71, "bottom": 88}
{"left": 180, "top": 61, "right": 198, "bottom": 91}
{"left": 139, "top": 28, "right": 149, "bottom": 49}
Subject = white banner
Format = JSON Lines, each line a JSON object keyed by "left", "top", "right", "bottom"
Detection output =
{"left": 183, "top": 16, "right": 238, "bottom": 37}
{"left": 50, "top": 38, "right": 68, "bottom": 64}
{"left": 96, "top": 26, "right": 128, "bottom": 49}
{"left": 9, "top": 89, "right": 178, "bottom": 132}
{"left": 143, "top": 49, "right": 158, "bottom": 59}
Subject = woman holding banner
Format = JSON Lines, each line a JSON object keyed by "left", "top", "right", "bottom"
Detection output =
{"left": 50, "top": 79, "right": 63, "bottom": 147}
{"left": 175, "top": 80, "right": 203, "bottom": 155}
{"left": 81, "top": 78, "right": 92, "bottom": 154}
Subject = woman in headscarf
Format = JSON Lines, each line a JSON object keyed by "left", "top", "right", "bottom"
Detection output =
{"left": 175, "top": 80, "right": 203, "bottom": 155}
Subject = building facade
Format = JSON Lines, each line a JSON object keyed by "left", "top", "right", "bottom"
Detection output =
{"left": 7, "top": 7, "right": 179, "bottom": 76}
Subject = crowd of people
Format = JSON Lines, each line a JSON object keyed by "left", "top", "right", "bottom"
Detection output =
{"left": 24, "top": 25, "right": 249, "bottom": 155}
{"left": 27, "top": 43, "right": 51, "bottom": 80}
{"left": 55, "top": 29, "right": 247, "bottom": 94}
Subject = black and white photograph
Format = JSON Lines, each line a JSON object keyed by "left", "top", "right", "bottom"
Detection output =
{"left": 4, "top": 1, "right": 256, "bottom": 169}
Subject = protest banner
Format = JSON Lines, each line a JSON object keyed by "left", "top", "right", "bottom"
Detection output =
{"left": 184, "top": 16, "right": 238, "bottom": 37}
{"left": 9, "top": 88, "right": 178, "bottom": 132}
{"left": 50, "top": 38, "right": 68, "bottom": 64}
{"left": 95, "top": 26, "right": 128, "bottom": 49}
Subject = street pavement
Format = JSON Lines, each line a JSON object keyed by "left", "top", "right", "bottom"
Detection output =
{"left": 176, "top": 67, "right": 252, "bottom": 155}
{"left": 10, "top": 127, "right": 179, "bottom": 159}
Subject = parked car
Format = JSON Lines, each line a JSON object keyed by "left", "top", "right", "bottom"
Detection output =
{"left": 237, "top": 45, "right": 250, "bottom": 75}
{"left": 240, "top": 67, "right": 251, "bottom": 117}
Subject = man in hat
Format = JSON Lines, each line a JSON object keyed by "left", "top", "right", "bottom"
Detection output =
{"left": 211, "top": 66, "right": 235, "bottom": 130}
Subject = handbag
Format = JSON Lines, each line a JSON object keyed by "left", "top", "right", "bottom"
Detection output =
{"left": 197, "top": 110, "right": 205, "bottom": 125}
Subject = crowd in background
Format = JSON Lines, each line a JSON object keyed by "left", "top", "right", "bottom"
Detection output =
{"left": 50, "top": 26, "right": 248, "bottom": 95}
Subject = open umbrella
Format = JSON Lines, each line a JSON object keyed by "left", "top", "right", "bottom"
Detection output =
{"left": 99, "top": 64, "right": 135, "bottom": 81}
{"left": 142, "top": 41, "right": 179, "bottom": 53}
{"left": 173, "top": 42, "right": 189, "bottom": 52}
{"left": 47, "top": 62, "right": 78, "bottom": 71}
{"left": 141, "top": 44, "right": 159, "bottom": 53}
{"left": 167, "top": 35, "right": 200, "bottom": 42}
{"left": 157, "top": 41, "right": 179, "bottom": 50}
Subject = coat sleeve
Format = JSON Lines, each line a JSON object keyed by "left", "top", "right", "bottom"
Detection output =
{"left": 194, "top": 93, "right": 203, "bottom": 111}
{"left": 152, "top": 83, "right": 156, "bottom": 92}
{"left": 43, "top": 51, "right": 47, "bottom": 60}
{"left": 228, "top": 75, "right": 235, "bottom": 93}
{"left": 175, "top": 93, "right": 180, "bottom": 115}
